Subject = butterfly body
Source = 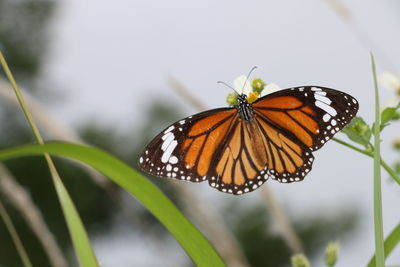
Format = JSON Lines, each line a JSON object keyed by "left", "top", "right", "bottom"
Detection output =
{"left": 237, "top": 94, "right": 254, "bottom": 122}
{"left": 139, "top": 86, "right": 358, "bottom": 195}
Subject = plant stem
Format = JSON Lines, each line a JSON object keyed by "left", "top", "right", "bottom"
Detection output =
{"left": 332, "top": 138, "right": 400, "bottom": 185}
{"left": 0, "top": 200, "right": 33, "bottom": 267}
{"left": 332, "top": 137, "right": 372, "bottom": 157}
{"left": 371, "top": 53, "right": 385, "bottom": 267}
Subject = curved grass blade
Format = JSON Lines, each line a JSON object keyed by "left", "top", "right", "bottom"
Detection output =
{"left": 0, "top": 51, "right": 98, "bottom": 267}
{"left": 367, "top": 223, "right": 400, "bottom": 267}
{"left": 0, "top": 142, "right": 226, "bottom": 267}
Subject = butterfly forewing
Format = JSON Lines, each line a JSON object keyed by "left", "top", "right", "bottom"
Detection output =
{"left": 138, "top": 107, "right": 237, "bottom": 182}
{"left": 139, "top": 85, "right": 359, "bottom": 195}
{"left": 253, "top": 86, "right": 358, "bottom": 151}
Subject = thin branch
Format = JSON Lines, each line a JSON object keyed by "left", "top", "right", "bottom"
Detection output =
{"left": 0, "top": 164, "right": 68, "bottom": 267}
{"left": 168, "top": 76, "right": 304, "bottom": 255}
{"left": 167, "top": 76, "right": 210, "bottom": 111}
{"left": 260, "top": 186, "right": 304, "bottom": 253}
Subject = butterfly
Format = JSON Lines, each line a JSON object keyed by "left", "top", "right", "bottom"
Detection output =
{"left": 138, "top": 79, "right": 358, "bottom": 195}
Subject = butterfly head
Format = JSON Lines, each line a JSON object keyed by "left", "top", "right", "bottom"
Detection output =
{"left": 237, "top": 93, "right": 248, "bottom": 104}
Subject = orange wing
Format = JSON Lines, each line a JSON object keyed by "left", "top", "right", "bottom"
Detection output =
{"left": 138, "top": 107, "right": 238, "bottom": 183}
{"left": 253, "top": 86, "right": 359, "bottom": 151}
{"left": 207, "top": 116, "right": 314, "bottom": 194}
{"left": 139, "top": 86, "right": 358, "bottom": 195}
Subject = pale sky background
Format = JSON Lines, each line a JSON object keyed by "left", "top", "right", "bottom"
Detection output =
{"left": 38, "top": 0, "right": 400, "bottom": 266}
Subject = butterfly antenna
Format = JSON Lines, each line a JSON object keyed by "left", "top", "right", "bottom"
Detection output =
{"left": 241, "top": 66, "right": 258, "bottom": 94}
{"left": 217, "top": 81, "right": 237, "bottom": 93}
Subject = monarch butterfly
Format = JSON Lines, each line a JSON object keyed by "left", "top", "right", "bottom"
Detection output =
{"left": 138, "top": 77, "right": 358, "bottom": 195}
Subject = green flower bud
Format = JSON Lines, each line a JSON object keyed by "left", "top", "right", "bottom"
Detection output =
{"left": 291, "top": 254, "right": 310, "bottom": 267}
{"left": 226, "top": 93, "right": 239, "bottom": 106}
{"left": 354, "top": 121, "right": 369, "bottom": 136}
{"left": 252, "top": 78, "right": 265, "bottom": 93}
{"left": 325, "top": 242, "right": 339, "bottom": 267}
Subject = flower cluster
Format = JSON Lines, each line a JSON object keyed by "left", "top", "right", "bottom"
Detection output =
{"left": 226, "top": 75, "right": 280, "bottom": 106}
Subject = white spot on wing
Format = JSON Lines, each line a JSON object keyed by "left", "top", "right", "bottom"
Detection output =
{"left": 315, "top": 91, "right": 327, "bottom": 96}
{"left": 161, "top": 133, "right": 174, "bottom": 150}
{"left": 161, "top": 140, "right": 178, "bottom": 163}
{"left": 315, "top": 101, "right": 337, "bottom": 116}
{"left": 169, "top": 156, "right": 178, "bottom": 164}
{"left": 162, "top": 132, "right": 172, "bottom": 141}
{"left": 323, "top": 113, "right": 331, "bottom": 122}
{"left": 164, "top": 126, "right": 174, "bottom": 134}
{"left": 314, "top": 94, "right": 332, "bottom": 105}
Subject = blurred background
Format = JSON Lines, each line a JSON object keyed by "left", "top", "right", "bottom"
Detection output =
{"left": 0, "top": 0, "right": 400, "bottom": 266}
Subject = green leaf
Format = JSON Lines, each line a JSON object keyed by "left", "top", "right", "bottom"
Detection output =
{"left": 0, "top": 142, "right": 226, "bottom": 267}
{"left": 375, "top": 104, "right": 400, "bottom": 132}
{"left": 381, "top": 107, "right": 398, "bottom": 125}
{"left": 392, "top": 111, "right": 400, "bottom": 121}
{"left": 367, "top": 223, "right": 400, "bottom": 267}
{"left": 341, "top": 117, "right": 372, "bottom": 147}
{"left": 49, "top": 164, "right": 98, "bottom": 267}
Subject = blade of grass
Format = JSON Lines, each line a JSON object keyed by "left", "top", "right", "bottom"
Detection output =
{"left": 371, "top": 53, "right": 385, "bottom": 267}
{"left": 0, "top": 164, "right": 68, "bottom": 267}
{"left": 367, "top": 223, "right": 400, "bottom": 267}
{"left": 0, "top": 199, "right": 33, "bottom": 267}
{"left": 0, "top": 142, "right": 226, "bottom": 267}
{"left": 0, "top": 51, "right": 98, "bottom": 267}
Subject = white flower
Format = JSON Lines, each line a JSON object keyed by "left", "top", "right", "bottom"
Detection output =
{"left": 233, "top": 75, "right": 252, "bottom": 95}
{"left": 261, "top": 83, "right": 281, "bottom": 97}
{"left": 378, "top": 72, "right": 400, "bottom": 107}
{"left": 379, "top": 72, "right": 400, "bottom": 92}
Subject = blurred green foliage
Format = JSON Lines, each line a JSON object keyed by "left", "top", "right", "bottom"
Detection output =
{"left": 224, "top": 203, "right": 358, "bottom": 267}
{"left": 0, "top": 0, "right": 55, "bottom": 82}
